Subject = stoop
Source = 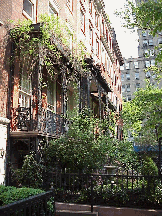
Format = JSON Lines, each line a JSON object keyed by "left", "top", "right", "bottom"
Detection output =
{"left": 56, "top": 210, "right": 98, "bottom": 216}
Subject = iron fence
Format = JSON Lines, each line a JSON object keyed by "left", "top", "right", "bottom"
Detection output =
{"left": 51, "top": 172, "right": 162, "bottom": 211}
{"left": 0, "top": 190, "right": 55, "bottom": 216}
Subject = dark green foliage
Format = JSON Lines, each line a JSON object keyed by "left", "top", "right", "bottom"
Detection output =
{"left": 141, "top": 155, "right": 158, "bottom": 176}
{"left": 122, "top": 85, "right": 162, "bottom": 148}
{"left": 67, "top": 184, "right": 162, "bottom": 209}
{"left": 0, "top": 185, "right": 44, "bottom": 206}
{"left": 44, "top": 108, "right": 134, "bottom": 173}
{"left": 11, "top": 152, "right": 44, "bottom": 188}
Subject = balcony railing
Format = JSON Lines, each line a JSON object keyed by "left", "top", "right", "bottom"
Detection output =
{"left": 11, "top": 107, "right": 63, "bottom": 136}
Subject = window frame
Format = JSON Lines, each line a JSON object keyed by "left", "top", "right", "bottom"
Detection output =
{"left": 126, "top": 73, "right": 130, "bottom": 80}
{"left": 80, "top": 8, "right": 85, "bottom": 34}
{"left": 134, "top": 61, "right": 139, "bottom": 69}
{"left": 135, "top": 72, "right": 139, "bottom": 80}
{"left": 49, "top": 0, "right": 59, "bottom": 16}
{"left": 67, "top": 0, "right": 73, "bottom": 13}
{"left": 126, "top": 84, "right": 130, "bottom": 92}
{"left": 23, "top": 0, "right": 35, "bottom": 21}
{"left": 125, "top": 62, "right": 129, "bottom": 70}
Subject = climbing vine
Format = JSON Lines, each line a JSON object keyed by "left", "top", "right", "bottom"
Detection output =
{"left": 9, "top": 14, "right": 89, "bottom": 88}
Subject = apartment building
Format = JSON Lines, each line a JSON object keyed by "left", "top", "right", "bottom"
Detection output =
{"left": 121, "top": 28, "right": 162, "bottom": 102}
{"left": 0, "top": 0, "right": 123, "bottom": 185}
{"left": 121, "top": 0, "right": 162, "bottom": 101}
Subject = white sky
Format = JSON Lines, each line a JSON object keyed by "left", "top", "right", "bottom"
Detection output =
{"left": 104, "top": 0, "right": 139, "bottom": 59}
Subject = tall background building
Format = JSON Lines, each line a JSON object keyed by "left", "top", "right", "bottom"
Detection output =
{"left": 121, "top": 0, "right": 162, "bottom": 101}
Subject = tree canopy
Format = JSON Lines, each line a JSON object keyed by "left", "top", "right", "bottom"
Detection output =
{"left": 44, "top": 108, "right": 135, "bottom": 173}
{"left": 122, "top": 85, "right": 162, "bottom": 145}
{"left": 116, "top": 0, "right": 162, "bottom": 76}
{"left": 116, "top": 0, "right": 162, "bottom": 36}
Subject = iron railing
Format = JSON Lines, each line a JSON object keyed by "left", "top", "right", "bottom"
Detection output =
{"left": 51, "top": 172, "right": 162, "bottom": 211}
{"left": 11, "top": 107, "right": 63, "bottom": 136}
{"left": 0, "top": 190, "right": 54, "bottom": 216}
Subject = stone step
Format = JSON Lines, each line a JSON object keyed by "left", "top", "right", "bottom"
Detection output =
{"left": 56, "top": 210, "right": 98, "bottom": 216}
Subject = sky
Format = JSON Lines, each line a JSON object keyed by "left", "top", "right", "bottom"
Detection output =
{"left": 104, "top": 0, "right": 139, "bottom": 59}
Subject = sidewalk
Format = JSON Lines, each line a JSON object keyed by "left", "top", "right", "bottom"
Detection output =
{"left": 56, "top": 202, "right": 162, "bottom": 216}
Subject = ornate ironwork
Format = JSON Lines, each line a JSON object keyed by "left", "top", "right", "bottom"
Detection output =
{"left": 11, "top": 107, "right": 63, "bottom": 136}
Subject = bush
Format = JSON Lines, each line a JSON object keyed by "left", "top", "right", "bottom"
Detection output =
{"left": 0, "top": 185, "right": 44, "bottom": 206}
{"left": 11, "top": 152, "right": 44, "bottom": 189}
{"left": 141, "top": 156, "right": 158, "bottom": 176}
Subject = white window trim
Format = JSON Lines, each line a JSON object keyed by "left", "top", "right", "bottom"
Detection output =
{"left": 49, "top": 0, "right": 59, "bottom": 15}
{"left": 22, "top": 0, "right": 36, "bottom": 22}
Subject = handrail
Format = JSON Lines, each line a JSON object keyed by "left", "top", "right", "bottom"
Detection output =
{"left": 0, "top": 190, "right": 54, "bottom": 216}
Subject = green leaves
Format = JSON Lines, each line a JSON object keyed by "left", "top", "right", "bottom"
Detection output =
{"left": 12, "top": 153, "right": 44, "bottom": 188}
{"left": 116, "top": 0, "right": 162, "bottom": 74}
{"left": 122, "top": 85, "right": 162, "bottom": 145}
{"left": 0, "top": 185, "right": 44, "bottom": 206}
{"left": 44, "top": 108, "right": 135, "bottom": 172}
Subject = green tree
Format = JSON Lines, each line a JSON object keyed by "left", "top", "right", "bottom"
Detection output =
{"left": 44, "top": 108, "right": 135, "bottom": 173}
{"left": 122, "top": 85, "right": 162, "bottom": 146}
{"left": 116, "top": 0, "right": 162, "bottom": 36}
{"left": 116, "top": 0, "right": 162, "bottom": 77}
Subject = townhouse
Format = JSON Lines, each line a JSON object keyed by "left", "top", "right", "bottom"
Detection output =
{"left": 0, "top": 0, "right": 123, "bottom": 185}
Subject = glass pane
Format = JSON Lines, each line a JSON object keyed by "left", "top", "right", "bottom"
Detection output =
{"left": 23, "top": 0, "right": 33, "bottom": 18}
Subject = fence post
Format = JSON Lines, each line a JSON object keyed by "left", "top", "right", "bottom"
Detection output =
{"left": 91, "top": 175, "right": 93, "bottom": 213}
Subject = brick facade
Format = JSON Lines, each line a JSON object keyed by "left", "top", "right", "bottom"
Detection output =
{"left": 0, "top": 0, "right": 123, "bottom": 185}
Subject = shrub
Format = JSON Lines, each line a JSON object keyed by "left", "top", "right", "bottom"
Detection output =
{"left": 11, "top": 152, "right": 44, "bottom": 189}
{"left": 0, "top": 185, "right": 44, "bottom": 206}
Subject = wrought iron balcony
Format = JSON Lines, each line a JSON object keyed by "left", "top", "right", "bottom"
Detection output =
{"left": 11, "top": 107, "right": 63, "bottom": 137}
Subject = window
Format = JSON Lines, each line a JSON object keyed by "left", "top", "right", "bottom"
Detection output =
{"left": 135, "top": 72, "right": 139, "bottom": 80}
{"left": 126, "top": 84, "right": 130, "bottom": 92}
{"left": 47, "top": 81, "right": 56, "bottom": 111}
{"left": 49, "top": 1, "right": 58, "bottom": 17}
{"left": 107, "top": 57, "right": 110, "bottom": 71}
{"left": 115, "top": 76, "right": 117, "bottom": 86}
{"left": 101, "top": 20, "right": 105, "bottom": 35}
{"left": 125, "top": 63, "right": 129, "bottom": 69}
{"left": 95, "top": 12, "right": 99, "bottom": 28}
{"left": 120, "top": 65, "right": 124, "bottom": 70}
{"left": 19, "top": 70, "right": 32, "bottom": 107}
{"left": 89, "top": 25, "right": 93, "bottom": 46}
{"left": 134, "top": 61, "right": 138, "bottom": 68}
{"left": 66, "top": 21, "right": 73, "bottom": 51}
{"left": 136, "top": 83, "right": 140, "bottom": 90}
{"left": 127, "top": 95, "right": 131, "bottom": 101}
{"left": 143, "top": 40, "right": 148, "bottom": 47}
{"left": 23, "top": 0, "right": 34, "bottom": 19}
{"left": 151, "top": 59, "right": 155, "bottom": 66}
{"left": 96, "top": 40, "right": 99, "bottom": 56}
{"left": 67, "top": 0, "right": 73, "bottom": 12}
{"left": 126, "top": 73, "right": 130, "bottom": 80}
{"left": 121, "top": 74, "right": 124, "bottom": 81}
{"left": 144, "top": 49, "right": 149, "bottom": 57}
{"left": 146, "top": 71, "right": 151, "bottom": 78}
{"left": 158, "top": 38, "right": 162, "bottom": 44}
{"left": 149, "top": 39, "right": 153, "bottom": 46}
{"left": 150, "top": 50, "right": 154, "bottom": 56}
{"left": 89, "top": 0, "right": 92, "bottom": 14}
{"left": 80, "top": 9, "right": 85, "bottom": 33}
{"left": 142, "top": 31, "right": 147, "bottom": 37}
{"left": 145, "top": 61, "right": 150, "bottom": 68}
{"left": 106, "top": 29, "right": 108, "bottom": 42}
{"left": 122, "top": 84, "right": 125, "bottom": 93}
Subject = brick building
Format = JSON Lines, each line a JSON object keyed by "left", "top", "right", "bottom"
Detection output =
{"left": 0, "top": 0, "right": 123, "bottom": 185}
